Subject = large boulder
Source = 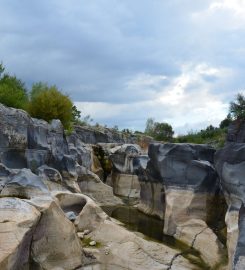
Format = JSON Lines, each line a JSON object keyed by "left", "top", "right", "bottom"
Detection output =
{"left": 215, "top": 121, "right": 245, "bottom": 269}
{"left": 137, "top": 143, "right": 226, "bottom": 267}
{"left": 27, "top": 197, "right": 83, "bottom": 270}
{"left": 0, "top": 197, "right": 41, "bottom": 270}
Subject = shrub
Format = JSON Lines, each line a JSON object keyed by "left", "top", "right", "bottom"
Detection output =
{"left": 0, "top": 65, "right": 28, "bottom": 109}
{"left": 28, "top": 84, "right": 73, "bottom": 129}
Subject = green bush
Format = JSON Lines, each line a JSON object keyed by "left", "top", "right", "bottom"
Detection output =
{"left": 0, "top": 64, "right": 28, "bottom": 109}
{"left": 28, "top": 83, "right": 73, "bottom": 129}
{"left": 145, "top": 118, "right": 174, "bottom": 141}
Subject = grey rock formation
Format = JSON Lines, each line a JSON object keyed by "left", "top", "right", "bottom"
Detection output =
{"left": 109, "top": 144, "right": 142, "bottom": 198}
{"left": 67, "top": 131, "right": 92, "bottom": 169}
{"left": 0, "top": 104, "right": 79, "bottom": 192}
{"left": 76, "top": 165, "right": 122, "bottom": 205}
{"left": 74, "top": 125, "right": 129, "bottom": 144}
{"left": 1, "top": 168, "right": 50, "bottom": 199}
{"left": 215, "top": 121, "right": 245, "bottom": 269}
{"left": 137, "top": 143, "right": 225, "bottom": 267}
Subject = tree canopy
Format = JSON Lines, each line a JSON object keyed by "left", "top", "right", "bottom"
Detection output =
{"left": 229, "top": 93, "right": 245, "bottom": 120}
{"left": 145, "top": 118, "right": 174, "bottom": 141}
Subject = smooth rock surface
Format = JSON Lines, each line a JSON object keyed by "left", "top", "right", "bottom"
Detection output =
{"left": 137, "top": 143, "right": 225, "bottom": 267}
{"left": 29, "top": 198, "right": 83, "bottom": 270}
{"left": 0, "top": 197, "right": 41, "bottom": 270}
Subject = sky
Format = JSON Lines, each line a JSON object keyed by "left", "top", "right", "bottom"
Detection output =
{"left": 1, "top": 0, "right": 245, "bottom": 134}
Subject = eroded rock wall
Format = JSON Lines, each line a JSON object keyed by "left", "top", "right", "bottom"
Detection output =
{"left": 215, "top": 120, "right": 245, "bottom": 269}
{"left": 137, "top": 143, "right": 226, "bottom": 267}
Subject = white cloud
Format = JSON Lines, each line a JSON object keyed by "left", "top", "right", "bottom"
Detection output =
{"left": 192, "top": 0, "right": 245, "bottom": 29}
{"left": 209, "top": 0, "right": 245, "bottom": 15}
{"left": 75, "top": 63, "right": 231, "bottom": 134}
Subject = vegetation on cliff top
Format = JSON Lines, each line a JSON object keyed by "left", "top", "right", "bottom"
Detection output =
{"left": 0, "top": 63, "right": 80, "bottom": 129}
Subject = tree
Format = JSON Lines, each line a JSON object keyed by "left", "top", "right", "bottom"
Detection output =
{"left": 71, "top": 105, "right": 81, "bottom": 122}
{"left": 219, "top": 113, "right": 232, "bottom": 129}
{"left": 230, "top": 93, "right": 245, "bottom": 120}
{"left": 144, "top": 118, "right": 174, "bottom": 141}
{"left": 30, "top": 82, "right": 49, "bottom": 100}
{"left": 28, "top": 83, "right": 73, "bottom": 129}
{"left": 0, "top": 73, "right": 28, "bottom": 109}
{"left": 0, "top": 62, "right": 5, "bottom": 78}
{"left": 153, "top": 122, "right": 174, "bottom": 141}
{"left": 145, "top": 118, "right": 155, "bottom": 136}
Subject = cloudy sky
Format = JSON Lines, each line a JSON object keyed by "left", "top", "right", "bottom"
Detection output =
{"left": 1, "top": 0, "right": 245, "bottom": 134}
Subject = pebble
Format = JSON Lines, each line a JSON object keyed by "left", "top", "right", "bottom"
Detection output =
{"left": 89, "top": 240, "right": 96, "bottom": 246}
{"left": 84, "top": 229, "right": 90, "bottom": 235}
{"left": 77, "top": 232, "right": 85, "bottom": 239}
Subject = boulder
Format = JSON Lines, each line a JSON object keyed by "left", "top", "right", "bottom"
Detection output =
{"left": 28, "top": 197, "right": 83, "bottom": 270}
{"left": 0, "top": 197, "right": 41, "bottom": 270}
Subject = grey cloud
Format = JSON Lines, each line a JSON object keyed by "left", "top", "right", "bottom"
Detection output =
{"left": 0, "top": 0, "right": 244, "bottom": 132}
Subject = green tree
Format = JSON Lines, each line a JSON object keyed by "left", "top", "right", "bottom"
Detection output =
{"left": 145, "top": 118, "right": 174, "bottom": 141}
{"left": 30, "top": 82, "right": 49, "bottom": 100}
{"left": 219, "top": 113, "right": 232, "bottom": 129}
{"left": 0, "top": 72, "right": 28, "bottom": 109}
{"left": 145, "top": 117, "right": 155, "bottom": 136}
{"left": 153, "top": 122, "right": 174, "bottom": 141}
{"left": 71, "top": 105, "right": 81, "bottom": 122}
{"left": 28, "top": 84, "right": 73, "bottom": 129}
{"left": 0, "top": 62, "right": 5, "bottom": 78}
{"left": 230, "top": 93, "right": 245, "bottom": 120}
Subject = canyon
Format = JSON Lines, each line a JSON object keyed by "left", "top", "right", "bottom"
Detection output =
{"left": 0, "top": 103, "right": 244, "bottom": 269}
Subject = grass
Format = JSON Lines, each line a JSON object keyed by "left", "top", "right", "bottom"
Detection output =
{"left": 174, "top": 127, "right": 227, "bottom": 149}
{"left": 81, "top": 237, "right": 102, "bottom": 248}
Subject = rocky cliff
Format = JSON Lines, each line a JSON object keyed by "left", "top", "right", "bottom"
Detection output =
{"left": 0, "top": 103, "right": 204, "bottom": 270}
{"left": 136, "top": 143, "right": 227, "bottom": 267}
{"left": 2, "top": 102, "right": 245, "bottom": 269}
{"left": 215, "top": 120, "right": 245, "bottom": 269}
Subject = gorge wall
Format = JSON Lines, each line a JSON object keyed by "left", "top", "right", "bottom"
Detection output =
{"left": 1, "top": 102, "right": 245, "bottom": 270}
